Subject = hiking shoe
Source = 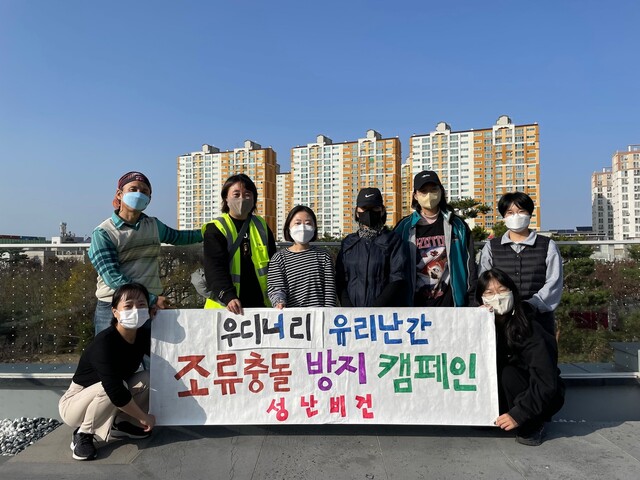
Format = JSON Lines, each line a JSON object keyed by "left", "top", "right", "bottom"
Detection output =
{"left": 516, "top": 425, "right": 546, "bottom": 446}
{"left": 110, "top": 421, "right": 151, "bottom": 439}
{"left": 70, "top": 428, "right": 97, "bottom": 461}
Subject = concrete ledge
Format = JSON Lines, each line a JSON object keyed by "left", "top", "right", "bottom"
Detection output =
{"left": 611, "top": 341, "right": 640, "bottom": 372}
{"left": 0, "top": 364, "right": 75, "bottom": 378}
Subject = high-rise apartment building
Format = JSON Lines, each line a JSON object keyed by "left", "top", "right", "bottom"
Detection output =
{"left": 592, "top": 145, "right": 640, "bottom": 240}
{"left": 591, "top": 168, "right": 614, "bottom": 239}
{"left": 276, "top": 171, "right": 294, "bottom": 241}
{"left": 400, "top": 162, "right": 412, "bottom": 215}
{"left": 407, "top": 115, "right": 541, "bottom": 231}
{"left": 177, "top": 140, "right": 278, "bottom": 232}
{"left": 290, "top": 130, "right": 401, "bottom": 238}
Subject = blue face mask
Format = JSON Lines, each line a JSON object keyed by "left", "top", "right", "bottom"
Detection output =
{"left": 122, "top": 192, "right": 150, "bottom": 211}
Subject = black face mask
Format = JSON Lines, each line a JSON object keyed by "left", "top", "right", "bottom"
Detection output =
{"left": 357, "top": 210, "right": 385, "bottom": 229}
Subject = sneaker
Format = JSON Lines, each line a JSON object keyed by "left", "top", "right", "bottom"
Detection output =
{"left": 110, "top": 421, "right": 151, "bottom": 439}
{"left": 70, "top": 428, "right": 97, "bottom": 461}
{"left": 516, "top": 425, "right": 546, "bottom": 446}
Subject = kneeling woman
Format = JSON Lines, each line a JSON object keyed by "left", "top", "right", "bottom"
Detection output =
{"left": 477, "top": 268, "right": 564, "bottom": 446}
{"left": 59, "top": 283, "right": 156, "bottom": 461}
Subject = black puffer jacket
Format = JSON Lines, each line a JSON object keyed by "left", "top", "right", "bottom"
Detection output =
{"left": 335, "top": 228, "right": 410, "bottom": 307}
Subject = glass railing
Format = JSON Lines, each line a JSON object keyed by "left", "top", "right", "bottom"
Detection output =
{"left": 0, "top": 240, "right": 638, "bottom": 376}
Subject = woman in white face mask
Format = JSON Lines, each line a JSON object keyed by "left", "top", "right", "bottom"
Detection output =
{"left": 267, "top": 206, "right": 337, "bottom": 309}
{"left": 478, "top": 192, "right": 563, "bottom": 337}
{"left": 477, "top": 269, "right": 564, "bottom": 447}
{"left": 58, "top": 283, "right": 156, "bottom": 461}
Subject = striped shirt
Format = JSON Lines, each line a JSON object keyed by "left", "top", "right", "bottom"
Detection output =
{"left": 267, "top": 247, "right": 337, "bottom": 308}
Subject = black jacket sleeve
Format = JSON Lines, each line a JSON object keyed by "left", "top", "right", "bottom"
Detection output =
{"left": 335, "top": 242, "right": 352, "bottom": 306}
{"left": 373, "top": 233, "right": 410, "bottom": 307}
{"left": 267, "top": 226, "right": 277, "bottom": 257}
{"left": 463, "top": 222, "right": 478, "bottom": 306}
{"left": 203, "top": 223, "right": 237, "bottom": 305}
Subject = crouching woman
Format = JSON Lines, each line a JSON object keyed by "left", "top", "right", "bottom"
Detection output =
{"left": 477, "top": 268, "right": 564, "bottom": 446}
{"left": 59, "top": 283, "right": 156, "bottom": 461}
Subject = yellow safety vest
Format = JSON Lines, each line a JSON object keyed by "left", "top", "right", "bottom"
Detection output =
{"left": 201, "top": 213, "right": 271, "bottom": 309}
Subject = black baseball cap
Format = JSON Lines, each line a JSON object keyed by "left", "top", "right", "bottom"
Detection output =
{"left": 356, "top": 187, "right": 384, "bottom": 208}
{"left": 413, "top": 170, "right": 442, "bottom": 191}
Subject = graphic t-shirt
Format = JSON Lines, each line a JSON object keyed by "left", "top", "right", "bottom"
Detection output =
{"left": 414, "top": 217, "right": 452, "bottom": 307}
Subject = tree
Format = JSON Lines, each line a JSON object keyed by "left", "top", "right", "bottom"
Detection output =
{"left": 0, "top": 256, "right": 87, "bottom": 361}
{"left": 555, "top": 239, "right": 611, "bottom": 362}
{"left": 627, "top": 244, "right": 640, "bottom": 261}
{"left": 158, "top": 245, "right": 204, "bottom": 309}
{"left": 47, "top": 259, "right": 97, "bottom": 354}
{"left": 0, "top": 249, "right": 33, "bottom": 266}
{"left": 558, "top": 243, "right": 595, "bottom": 262}
{"left": 447, "top": 198, "right": 492, "bottom": 242}
{"left": 448, "top": 198, "right": 491, "bottom": 219}
{"left": 471, "top": 225, "right": 489, "bottom": 243}
{"left": 492, "top": 221, "right": 507, "bottom": 238}
{"left": 317, "top": 232, "right": 342, "bottom": 242}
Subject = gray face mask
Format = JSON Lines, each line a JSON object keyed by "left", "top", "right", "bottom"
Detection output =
{"left": 227, "top": 197, "right": 253, "bottom": 218}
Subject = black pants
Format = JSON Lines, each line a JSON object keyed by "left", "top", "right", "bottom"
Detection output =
{"left": 499, "top": 365, "right": 561, "bottom": 436}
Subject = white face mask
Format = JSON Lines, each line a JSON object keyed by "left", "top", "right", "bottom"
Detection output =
{"left": 290, "top": 224, "right": 315, "bottom": 244}
{"left": 482, "top": 291, "right": 514, "bottom": 315}
{"left": 504, "top": 213, "right": 531, "bottom": 232}
{"left": 116, "top": 308, "right": 149, "bottom": 330}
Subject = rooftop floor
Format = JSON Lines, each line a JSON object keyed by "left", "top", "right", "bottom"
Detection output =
{"left": 1, "top": 419, "right": 639, "bottom": 480}
{"left": 0, "top": 364, "right": 640, "bottom": 480}
{"left": 1, "top": 364, "right": 638, "bottom": 479}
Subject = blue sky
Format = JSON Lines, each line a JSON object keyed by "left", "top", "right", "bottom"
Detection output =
{"left": 1, "top": 0, "right": 638, "bottom": 238}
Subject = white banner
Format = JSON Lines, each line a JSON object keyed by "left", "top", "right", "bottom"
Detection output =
{"left": 150, "top": 307, "right": 499, "bottom": 426}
